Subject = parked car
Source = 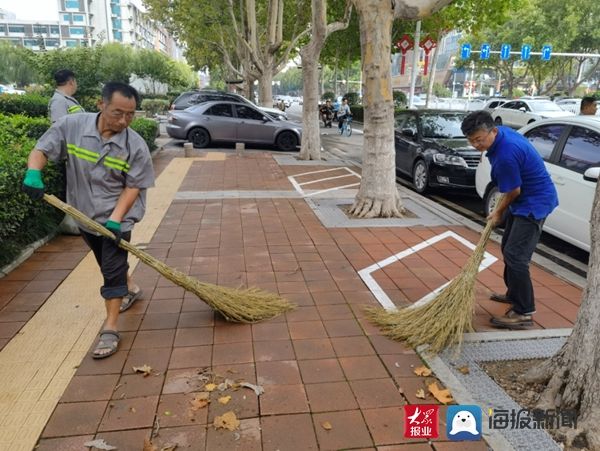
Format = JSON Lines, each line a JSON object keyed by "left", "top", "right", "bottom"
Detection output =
{"left": 554, "top": 98, "right": 582, "bottom": 115}
{"left": 170, "top": 89, "right": 288, "bottom": 120}
{"left": 166, "top": 101, "right": 302, "bottom": 151}
{"left": 491, "top": 98, "right": 574, "bottom": 128}
{"left": 475, "top": 116, "right": 600, "bottom": 252}
{"left": 394, "top": 110, "right": 481, "bottom": 193}
{"left": 481, "top": 98, "right": 506, "bottom": 112}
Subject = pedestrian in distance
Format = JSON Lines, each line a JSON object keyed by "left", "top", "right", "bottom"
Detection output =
{"left": 337, "top": 97, "right": 352, "bottom": 130}
{"left": 48, "top": 69, "right": 85, "bottom": 123}
{"left": 461, "top": 110, "right": 558, "bottom": 329}
{"left": 22, "top": 81, "right": 155, "bottom": 358}
{"left": 580, "top": 96, "right": 598, "bottom": 116}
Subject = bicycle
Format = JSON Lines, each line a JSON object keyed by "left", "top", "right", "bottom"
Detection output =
{"left": 338, "top": 115, "right": 352, "bottom": 137}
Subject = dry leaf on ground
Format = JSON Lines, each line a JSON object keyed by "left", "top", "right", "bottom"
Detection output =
{"left": 83, "top": 439, "right": 117, "bottom": 450}
{"left": 204, "top": 383, "right": 217, "bottom": 392}
{"left": 218, "top": 395, "right": 232, "bottom": 405}
{"left": 413, "top": 366, "right": 432, "bottom": 377}
{"left": 132, "top": 364, "right": 153, "bottom": 377}
{"left": 458, "top": 366, "right": 470, "bottom": 374}
{"left": 160, "top": 444, "right": 177, "bottom": 451}
{"left": 415, "top": 388, "right": 426, "bottom": 399}
{"left": 428, "top": 382, "right": 454, "bottom": 404}
{"left": 143, "top": 438, "right": 158, "bottom": 451}
{"left": 214, "top": 411, "right": 240, "bottom": 431}
{"left": 190, "top": 392, "right": 210, "bottom": 410}
{"left": 322, "top": 421, "right": 333, "bottom": 430}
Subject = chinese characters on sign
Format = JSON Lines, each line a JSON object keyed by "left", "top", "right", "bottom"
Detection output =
{"left": 404, "top": 405, "right": 439, "bottom": 439}
{"left": 488, "top": 408, "right": 577, "bottom": 430}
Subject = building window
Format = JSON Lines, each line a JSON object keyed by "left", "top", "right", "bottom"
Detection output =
{"left": 63, "top": 14, "right": 71, "bottom": 21}
{"left": 111, "top": 4, "right": 121, "bottom": 14}
{"left": 23, "top": 39, "right": 39, "bottom": 47}
{"left": 33, "top": 25, "right": 48, "bottom": 34}
{"left": 113, "top": 30, "right": 122, "bottom": 41}
{"left": 112, "top": 19, "right": 121, "bottom": 29}
{"left": 65, "top": 0, "right": 80, "bottom": 9}
{"left": 65, "top": 39, "right": 78, "bottom": 47}
{"left": 46, "top": 39, "right": 60, "bottom": 47}
{"left": 69, "top": 26, "right": 85, "bottom": 35}
{"left": 8, "top": 25, "right": 25, "bottom": 33}
{"left": 50, "top": 26, "right": 60, "bottom": 34}
{"left": 0, "top": 25, "right": 5, "bottom": 33}
{"left": 73, "top": 14, "right": 84, "bottom": 22}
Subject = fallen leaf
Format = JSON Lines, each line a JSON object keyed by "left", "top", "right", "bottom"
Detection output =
{"left": 415, "top": 388, "right": 426, "bottom": 399}
{"left": 160, "top": 444, "right": 178, "bottom": 451}
{"left": 83, "top": 439, "right": 117, "bottom": 450}
{"left": 130, "top": 407, "right": 137, "bottom": 413}
{"left": 458, "top": 366, "right": 470, "bottom": 375}
{"left": 413, "top": 366, "right": 432, "bottom": 377}
{"left": 143, "top": 438, "right": 158, "bottom": 451}
{"left": 322, "top": 421, "right": 333, "bottom": 430}
{"left": 218, "top": 395, "right": 232, "bottom": 405}
{"left": 164, "top": 411, "right": 172, "bottom": 416}
{"left": 428, "top": 382, "right": 454, "bottom": 404}
{"left": 190, "top": 393, "right": 210, "bottom": 410}
{"left": 204, "top": 383, "right": 217, "bottom": 392}
{"left": 214, "top": 411, "right": 240, "bottom": 431}
{"left": 133, "top": 364, "right": 153, "bottom": 377}
{"left": 394, "top": 362, "right": 400, "bottom": 368}
{"left": 240, "top": 381, "right": 265, "bottom": 396}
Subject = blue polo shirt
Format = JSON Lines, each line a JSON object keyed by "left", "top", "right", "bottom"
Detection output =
{"left": 486, "top": 126, "right": 558, "bottom": 220}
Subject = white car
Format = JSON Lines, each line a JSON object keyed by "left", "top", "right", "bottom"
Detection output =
{"left": 554, "top": 98, "right": 582, "bottom": 115}
{"left": 491, "top": 98, "right": 574, "bottom": 129}
{"left": 482, "top": 98, "right": 506, "bottom": 112}
{"left": 475, "top": 116, "right": 600, "bottom": 252}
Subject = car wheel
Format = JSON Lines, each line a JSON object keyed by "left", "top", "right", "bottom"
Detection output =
{"left": 188, "top": 128, "right": 210, "bottom": 148}
{"left": 412, "top": 160, "right": 429, "bottom": 194}
{"left": 484, "top": 185, "right": 502, "bottom": 217}
{"left": 527, "top": 119, "right": 536, "bottom": 124}
{"left": 494, "top": 116, "right": 503, "bottom": 125}
{"left": 276, "top": 131, "right": 298, "bottom": 151}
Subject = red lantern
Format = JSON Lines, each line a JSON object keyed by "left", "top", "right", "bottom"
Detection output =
{"left": 419, "top": 36, "right": 437, "bottom": 76}
{"left": 395, "top": 34, "right": 414, "bottom": 75}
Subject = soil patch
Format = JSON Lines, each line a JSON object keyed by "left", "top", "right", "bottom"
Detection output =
{"left": 340, "top": 205, "right": 418, "bottom": 219}
{"left": 481, "top": 359, "right": 588, "bottom": 451}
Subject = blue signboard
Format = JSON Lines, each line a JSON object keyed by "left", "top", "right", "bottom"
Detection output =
{"left": 500, "top": 44, "right": 511, "bottom": 60}
{"left": 480, "top": 44, "right": 491, "bottom": 60}
{"left": 521, "top": 44, "right": 531, "bottom": 61}
{"left": 461, "top": 43, "right": 471, "bottom": 59}
{"left": 541, "top": 45, "right": 552, "bottom": 61}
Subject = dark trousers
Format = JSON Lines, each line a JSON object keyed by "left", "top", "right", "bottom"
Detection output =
{"left": 500, "top": 212, "right": 544, "bottom": 315}
{"left": 80, "top": 230, "right": 131, "bottom": 300}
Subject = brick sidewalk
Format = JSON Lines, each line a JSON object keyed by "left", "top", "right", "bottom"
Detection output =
{"left": 0, "top": 147, "right": 582, "bottom": 450}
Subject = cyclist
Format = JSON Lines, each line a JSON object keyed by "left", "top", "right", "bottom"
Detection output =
{"left": 337, "top": 97, "right": 352, "bottom": 131}
{"left": 319, "top": 99, "right": 334, "bottom": 127}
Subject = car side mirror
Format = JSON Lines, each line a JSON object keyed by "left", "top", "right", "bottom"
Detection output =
{"left": 401, "top": 128, "right": 415, "bottom": 138}
{"left": 519, "top": 107, "right": 527, "bottom": 112}
{"left": 262, "top": 116, "right": 270, "bottom": 122}
{"left": 583, "top": 167, "right": 600, "bottom": 182}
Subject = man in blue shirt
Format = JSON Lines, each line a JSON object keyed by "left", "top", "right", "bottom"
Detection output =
{"left": 461, "top": 111, "right": 558, "bottom": 329}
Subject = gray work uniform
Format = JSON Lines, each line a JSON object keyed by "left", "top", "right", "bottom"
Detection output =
{"left": 48, "top": 90, "right": 85, "bottom": 123}
{"left": 35, "top": 113, "right": 155, "bottom": 233}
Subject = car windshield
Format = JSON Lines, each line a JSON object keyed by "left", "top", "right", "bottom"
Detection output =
{"left": 421, "top": 113, "right": 467, "bottom": 139}
{"left": 529, "top": 101, "right": 563, "bottom": 112}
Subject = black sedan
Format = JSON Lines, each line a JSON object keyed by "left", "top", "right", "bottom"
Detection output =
{"left": 394, "top": 110, "right": 480, "bottom": 193}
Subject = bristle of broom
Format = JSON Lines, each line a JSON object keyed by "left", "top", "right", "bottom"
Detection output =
{"left": 44, "top": 194, "right": 296, "bottom": 323}
{"left": 366, "top": 220, "right": 495, "bottom": 355}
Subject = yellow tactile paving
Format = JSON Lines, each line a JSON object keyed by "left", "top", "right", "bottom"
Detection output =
{"left": 0, "top": 157, "right": 196, "bottom": 451}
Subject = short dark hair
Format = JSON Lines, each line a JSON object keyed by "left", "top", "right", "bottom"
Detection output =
{"left": 54, "top": 69, "right": 75, "bottom": 86}
{"left": 461, "top": 110, "right": 495, "bottom": 136}
{"left": 101, "top": 81, "right": 140, "bottom": 107}
{"left": 581, "top": 96, "right": 597, "bottom": 112}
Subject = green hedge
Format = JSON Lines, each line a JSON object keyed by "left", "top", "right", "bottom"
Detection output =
{"left": 130, "top": 118, "right": 159, "bottom": 151}
{"left": 0, "top": 114, "right": 64, "bottom": 268}
{"left": 140, "top": 99, "right": 170, "bottom": 116}
{"left": 0, "top": 93, "right": 49, "bottom": 118}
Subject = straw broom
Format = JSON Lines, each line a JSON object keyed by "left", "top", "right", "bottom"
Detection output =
{"left": 366, "top": 217, "right": 496, "bottom": 355}
{"left": 44, "top": 194, "right": 295, "bottom": 322}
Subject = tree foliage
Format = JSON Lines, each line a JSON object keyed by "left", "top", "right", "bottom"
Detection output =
{"left": 0, "top": 42, "right": 40, "bottom": 87}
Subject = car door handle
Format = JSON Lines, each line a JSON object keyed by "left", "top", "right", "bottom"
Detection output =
{"left": 552, "top": 176, "right": 565, "bottom": 186}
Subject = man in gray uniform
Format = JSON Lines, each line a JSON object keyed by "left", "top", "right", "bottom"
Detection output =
{"left": 48, "top": 69, "right": 85, "bottom": 123}
{"left": 22, "top": 82, "right": 155, "bottom": 359}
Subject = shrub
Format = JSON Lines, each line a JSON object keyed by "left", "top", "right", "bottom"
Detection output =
{"left": 0, "top": 113, "right": 50, "bottom": 146}
{"left": 130, "top": 117, "right": 159, "bottom": 151}
{"left": 351, "top": 105, "right": 364, "bottom": 122}
{"left": 140, "top": 99, "right": 170, "bottom": 116}
{"left": 0, "top": 93, "right": 49, "bottom": 118}
{"left": 344, "top": 92, "right": 360, "bottom": 105}
{"left": 393, "top": 90, "right": 407, "bottom": 107}
{"left": 321, "top": 91, "right": 336, "bottom": 102}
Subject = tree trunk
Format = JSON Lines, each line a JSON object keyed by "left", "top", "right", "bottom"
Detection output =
{"left": 245, "top": 74, "right": 255, "bottom": 101}
{"left": 425, "top": 31, "right": 443, "bottom": 108}
{"left": 522, "top": 179, "right": 600, "bottom": 448}
{"left": 349, "top": 0, "right": 403, "bottom": 218}
{"left": 258, "top": 65, "right": 274, "bottom": 107}
{"left": 299, "top": 50, "right": 323, "bottom": 160}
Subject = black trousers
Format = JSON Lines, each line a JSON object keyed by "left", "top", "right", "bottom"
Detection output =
{"left": 80, "top": 230, "right": 131, "bottom": 300}
{"left": 500, "top": 212, "right": 544, "bottom": 315}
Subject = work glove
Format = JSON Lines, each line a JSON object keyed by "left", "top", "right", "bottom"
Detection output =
{"left": 21, "top": 169, "right": 45, "bottom": 201}
{"left": 105, "top": 220, "right": 123, "bottom": 246}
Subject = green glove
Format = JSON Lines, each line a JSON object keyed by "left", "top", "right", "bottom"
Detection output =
{"left": 22, "top": 169, "right": 45, "bottom": 200}
{"left": 105, "top": 220, "right": 123, "bottom": 245}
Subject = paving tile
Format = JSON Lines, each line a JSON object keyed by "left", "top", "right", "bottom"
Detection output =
{"left": 140, "top": 312, "right": 180, "bottom": 330}
{"left": 339, "top": 355, "right": 390, "bottom": 380}
{"left": 317, "top": 303, "right": 355, "bottom": 320}
{"left": 123, "top": 347, "right": 173, "bottom": 374}
{"left": 362, "top": 406, "right": 405, "bottom": 445}
{"left": 207, "top": 387, "right": 259, "bottom": 421}
{"left": 256, "top": 360, "right": 302, "bottom": 385}
{"left": 253, "top": 339, "right": 295, "bottom": 362}
{"left": 212, "top": 342, "right": 254, "bottom": 365}
{"left": 131, "top": 329, "right": 175, "bottom": 349}
{"left": 93, "top": 428, "right": 152, "bottom": 451}
{"left": 298, "top": 358, "right": 345, "bottom": 383}
{"left": 324, "top": 318, "right": 364, "bottom": 337}
{"left": 293, "top": 338, "right": 336, "bottom": 360}
{"left": 432, "top": 442, "right": 489, "bottom": 450}
{"left": 369, "top": 335, "right": 416, "bottom": 355}
{"left": 305, "top": 381, "right": 358, "bottom": 412}
{"left": 259, "top": 384, "right": 309, "bottom": 415}
{"left": 61, "top": 374, "right": 120, "bottom": 402}
{"left": 163, "top": 369, "right": 209, "bottom": 394}
{"left": 212, "top": 362, "right": 257, "bottom": 384}
{"left": 146, "top": 298, "right": 183, "bottom": 313}
{"left": 116, "top": 313, "right": 143, "bottom": 331}
{"left": 151, "top": 425, "right": 207, "bottom": 450}
{"left": 288, "top": 320, "right": 328, "bottom": 339}
{"left": 98, "top": 395, "right": 159, "bottom": 431}
{"left": 0, "top": 310, "right": 34, "bottom": 322}
{"left": 394, "top": 377, "right": 431, "bottom": 404}
{"left": 35, "top": 435, "right": 95, "bottom": 451}
{"left": 178, "top": 311, "right": 215, "bottom": 328}
{"left": 169, "top": 345, "right": 212, "bottom": 369}
{"left": 261, "top": 413, "right": 319, "bottom": 451}
{"left": 76, "top": 351, "right": 128, "bottom": 376}
{"left": 213, "top": 323, "right": 253, "bottom": 343}
{"left": 205, "top": 417, "right": 261, "bottom": 451}
{"left": 251, "top": 321, "right": 290, "bottom": 341}
{"left": 174, "top": 327, "right": 214, "bottom": 347}
{"left": 350, "top": 378, "right": 405, "bottom": 409}
{"left": 380, "top": 354, "right": 427, "bottom": 378}
{"left": 157, "top": 393, "right": 209, "bottom": 427}
{"left": 331, "top": 336, "right": 376, "bottom": 357}
{"left": 112, "top": 373, "right": 165, "bottom": 399}
{"left": 42, "top": 401, "right": 108, "bottom": 437}
{"left": 286, "top": 306, "right": 320, "bottom": 322}
{"left": 313, "top": 410, "right": 374, "bottom": 449}
{"left": 379, "top": 443, "right": 431, "bottom": 450}
{"left": 0, "top": 321, "right": 25, "bottom": 338}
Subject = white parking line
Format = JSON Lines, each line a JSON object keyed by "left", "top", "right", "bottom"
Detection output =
{"left": 288, "top": 166, "right": 362, "bottom": 197}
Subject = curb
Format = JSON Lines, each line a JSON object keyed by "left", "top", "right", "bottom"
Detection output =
{"left": 0, "top": 231, "right": 57, "bottom": 278}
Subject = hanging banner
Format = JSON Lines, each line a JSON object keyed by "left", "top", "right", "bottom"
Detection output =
{"left": 396, "top": 34, "right": 414, "bottom": 75}
{"left": 419, "top": 36, "right": 437, "bottom": 76}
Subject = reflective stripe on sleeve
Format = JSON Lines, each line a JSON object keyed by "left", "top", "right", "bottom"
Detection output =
{"left": 67, "top": 105, "right": 84, "bottom": 113}
{"left": 104, "top": 156, "right": 130, "bottom": 173}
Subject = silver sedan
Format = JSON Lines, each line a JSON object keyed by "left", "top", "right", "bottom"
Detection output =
{"left": 166, "top": 101, "right": 302, "bottom": 151}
